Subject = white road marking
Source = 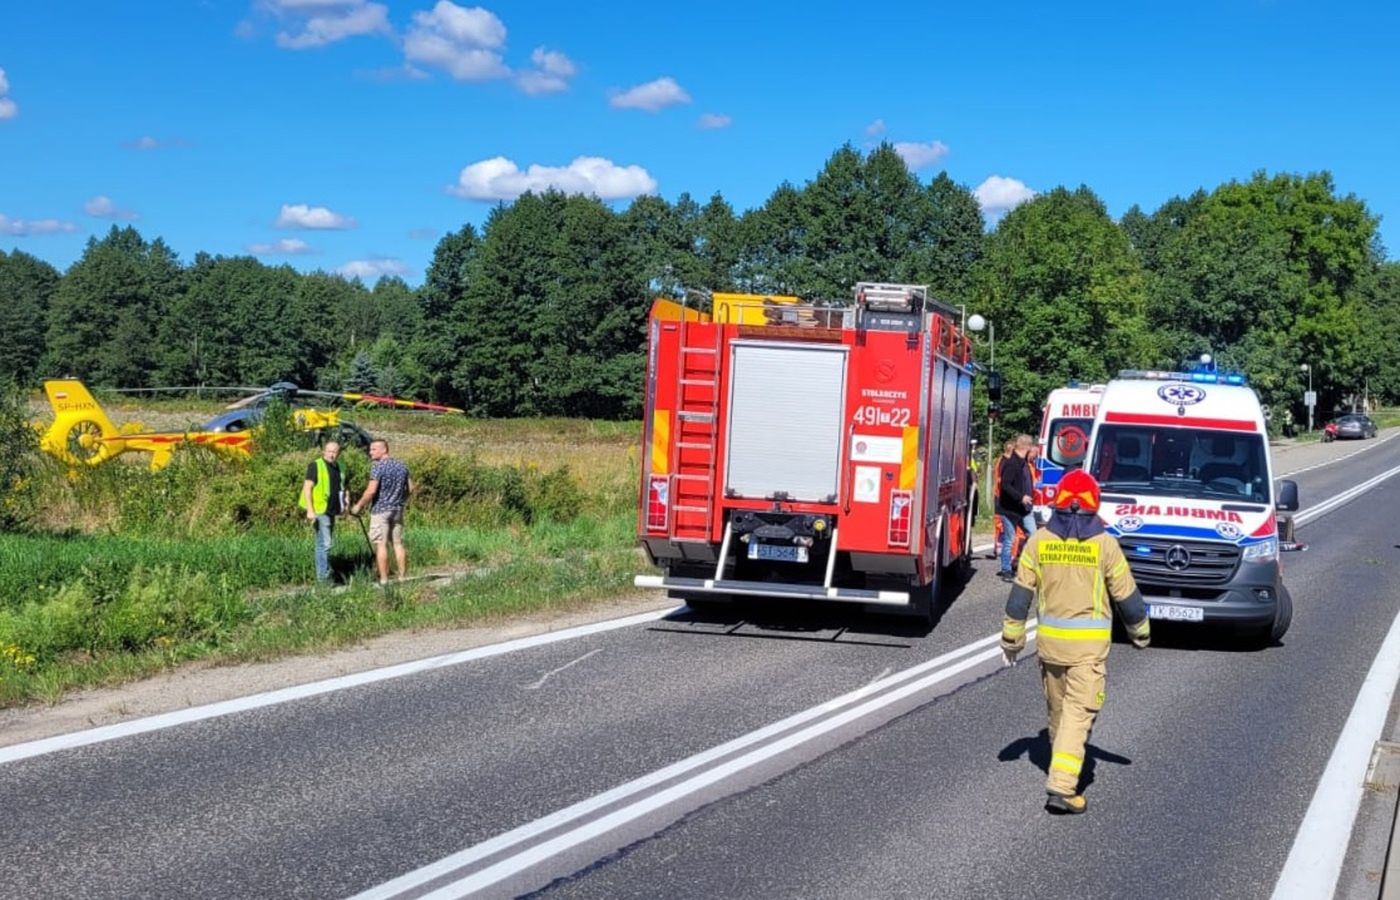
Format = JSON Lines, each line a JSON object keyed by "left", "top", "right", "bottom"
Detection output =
{"left": 351, "top": 628, "right": 1030, "bottom": 900}
{"left": 0, "top": 608, "right": 675, "bottom": 766}
{"left": 1291, "top": 462, "right": 1400, "bottom": 526}
{"left": 865, "top": 666, "right": 893, "bottom": 688}
{"left": 1270, "top": 602, "right": 1400, "bottom": 899}
{"left": 522, "top": 649, "right": 602, "bottom": 690}
{"left": 1277, "top": 431, "right": 1398, "bottom": 478}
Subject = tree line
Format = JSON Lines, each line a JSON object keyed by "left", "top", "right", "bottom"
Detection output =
{"left": 2, "top": 143, "right": 1397, "bottom": 435}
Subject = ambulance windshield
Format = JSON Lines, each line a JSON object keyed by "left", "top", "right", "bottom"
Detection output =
{"left": 1089, "top": 425, "right": 1269, "bottom": 503}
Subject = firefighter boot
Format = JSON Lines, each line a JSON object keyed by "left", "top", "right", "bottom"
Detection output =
{"left": 1045, "top": 792, "right": 1087, "bottom": 815}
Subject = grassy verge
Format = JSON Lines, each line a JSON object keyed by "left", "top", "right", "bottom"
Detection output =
{"left": 4, "top": 397, "right": 648, "bottom": 707}
{"left": 0, "top": 512, "right": 638, "bottom": 705}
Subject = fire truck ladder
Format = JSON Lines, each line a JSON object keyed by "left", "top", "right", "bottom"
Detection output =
{"left": 670, "top": 319, "right": 721, "bottom": 542}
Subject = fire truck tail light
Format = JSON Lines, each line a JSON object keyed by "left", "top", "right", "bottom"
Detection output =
{"left": 888, "top": 489, "right": 913, "bottom": 547}
{"left": 646, "top": 476, "right": 670, "bottom": 531}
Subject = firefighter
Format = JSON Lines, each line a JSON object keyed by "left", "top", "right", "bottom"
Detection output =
{"left": 1000, "top": 469, "right": 1150, "bottom": 814}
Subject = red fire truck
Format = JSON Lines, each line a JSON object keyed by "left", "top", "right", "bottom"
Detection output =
{"left": 634, "top": 282, "right": 979, "bottom": 619}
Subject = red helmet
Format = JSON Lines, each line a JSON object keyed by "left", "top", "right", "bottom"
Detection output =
{"left": 1053, "top": 469, "right": 1101, "bottom": 514}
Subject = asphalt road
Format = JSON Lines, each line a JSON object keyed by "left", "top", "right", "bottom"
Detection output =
{"left": 2, "top": 433, "right": 1398, "bottom": 899}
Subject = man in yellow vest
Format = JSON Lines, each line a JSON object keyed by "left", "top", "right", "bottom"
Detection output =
{"left": 299, "top": 441, "right": 348, "bottom": 583}
{"left": 1000, "top": 469, "right": 1151, "bottom": 814}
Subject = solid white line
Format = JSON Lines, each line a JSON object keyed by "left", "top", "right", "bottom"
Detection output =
{"left": 522, "top": 649, "right": 602, "bottom": 690}
{"left": 350, "top": 629, "right": 1020, "bottom": 900}
{"left": 1270, "top": 603, "right": 1400, "bottom": 899}
{"left": 1278, "top": 431, "right": 1399, "bottom": 478}
{"left": 427, "top": 641, "right": 1017, "bottom": 899}
{"left": 0, "top": 608, "right": 676, "bottom": 766}
{"left": 1293, "top": 463, "right": 1400, "bottom": 526}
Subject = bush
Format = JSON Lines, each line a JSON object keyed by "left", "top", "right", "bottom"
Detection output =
{"left": 0, "top": 383, "right": 40, "bottom": 532}
{"left": 0, "top": 565, "right": 249, "bottom": 662}
{"left": 405, "top": 450, "right": 583, "bottom": 526}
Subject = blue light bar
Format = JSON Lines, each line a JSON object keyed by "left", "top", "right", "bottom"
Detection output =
{"left": 1117, "top": 369, "right": 1249, "bottom": 386}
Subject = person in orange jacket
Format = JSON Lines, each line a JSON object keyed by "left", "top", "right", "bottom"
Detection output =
{"left": 1000, "top": 469, "right": 1151, "bottom": 814}
{"left": 992, "top": 439, "right": 1015, "bottom": 561}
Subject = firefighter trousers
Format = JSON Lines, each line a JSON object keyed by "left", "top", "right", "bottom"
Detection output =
{"left": 1040, "top": 659, "right": 1106, "bottom": 796}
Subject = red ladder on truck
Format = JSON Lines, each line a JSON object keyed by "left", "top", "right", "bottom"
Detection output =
{"left": 670, "top": 318, "right": 720, "bottom": 541}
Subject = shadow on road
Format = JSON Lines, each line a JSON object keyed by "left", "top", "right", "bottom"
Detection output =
{"left": 646, "top": 567, "right": 977, "bottom": 646}
{"left": 998, "top": 729, "right": 1133, "bottom": 791}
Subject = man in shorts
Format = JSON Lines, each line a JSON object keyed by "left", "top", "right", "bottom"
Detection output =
{"left": 350, "top": 439, "right": 413, "bottom": 585}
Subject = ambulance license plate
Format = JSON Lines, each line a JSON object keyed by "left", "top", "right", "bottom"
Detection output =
{"left": 1148, "top": 604, "right": 1204, "bottom": 622}
{"left": 748, "top": 543, "right": 808, "bottom": 563}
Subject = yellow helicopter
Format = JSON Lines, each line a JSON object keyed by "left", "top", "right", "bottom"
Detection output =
{"left": 38, "top": 379, "right": 461, "bottom": 471}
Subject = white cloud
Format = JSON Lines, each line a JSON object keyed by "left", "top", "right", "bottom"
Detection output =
{"left": 974, "top": 175, "right": 1037, "bottom": 216}
{"left": 268, "top": 0, "right": 391, "bottom": 49}
{"left": 892, "top": 140, "right": 950, "bottom": 170}
{"left": 0, "top": 67, "right": 16, "bottom": 120}
{"left": 516, "top": 46, "right": 576, "bottom": 94}
{"left": 124, "top": 135, "right": 189, "bottom": 150}
{"left": 448, "top": 155, "right": 657, "bottom": 201}
{"left": 360, "top": 64, "right": 431, "bottom": 82}
{"left": 248, "top": 238, "right": 315, "bottom": 255}
{"left": 338, "top": 258, "right": 409, "bottom": 281}
{"left": 275, "top": 203, "right": 357, "bottom": 229}
{"left": 864, "top": 118, "right": 886, "bottom": 137}
{"left": 83, "top": 195, "right": 139, "bottom": 220}
{"left": 404, "top": 1, "right": 509, "bottom": 81}
{"left": 697, "top": 113, "right": 731, "bottom": 130}
{"left": 0, "top": 214, "right": 79, "bottom": 236}
{"left": 610, "top": 76, "right": 690, "bottom": 112}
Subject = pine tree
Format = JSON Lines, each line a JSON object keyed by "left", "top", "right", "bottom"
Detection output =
{"left": 344, "top": 351, "right": 377, "bottom": 392}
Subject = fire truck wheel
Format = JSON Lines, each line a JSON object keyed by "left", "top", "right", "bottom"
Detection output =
{"left": 907, "top": 581, "right": 937, "bottom": 626}
{"left": 675, "top": 593, "right": 730, "bottom": 614}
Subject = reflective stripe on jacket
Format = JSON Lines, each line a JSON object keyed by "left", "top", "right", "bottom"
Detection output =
{"left": 1004, "top": 530, "right": 1141, "bottom": 665}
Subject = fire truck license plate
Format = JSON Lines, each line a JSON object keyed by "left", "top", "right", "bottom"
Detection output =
{"left": 1148, "top": 604, "right": 1204, "bottom": 622}
{"left": 748, "top": 544, "right": 809, "bottom": 563}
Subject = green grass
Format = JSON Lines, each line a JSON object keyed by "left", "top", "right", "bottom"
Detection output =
{"left": 0, "top": 511, "right": 639, "bottom": 705}
{"left": 4, "top": 399, "right": 650, "bottom": 706}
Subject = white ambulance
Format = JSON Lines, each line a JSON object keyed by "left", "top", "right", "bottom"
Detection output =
{"left": 1084, "top": 369, "right": 1299, "bottom": 646}
{"left": 1034, "top": 383, "right": 1105, "bottom": 524}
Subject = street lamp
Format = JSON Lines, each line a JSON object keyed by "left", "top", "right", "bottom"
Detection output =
{"left": 967, "top": 314, "right": 995, "bottom": 501}
{"left": 1299, "top": 363, "right": 1313, "bottom": 432}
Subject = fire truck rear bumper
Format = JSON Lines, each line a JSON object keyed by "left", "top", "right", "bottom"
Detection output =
{"left": 633, "top": 575, "right": 911, "bottom": 607}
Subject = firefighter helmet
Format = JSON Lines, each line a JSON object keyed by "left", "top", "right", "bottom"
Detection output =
{"left": 1053, "top": 469, "right": 1101, "bottom": 514}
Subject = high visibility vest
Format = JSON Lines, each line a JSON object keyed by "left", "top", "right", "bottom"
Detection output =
{"left": 297, "top": 458, "right": 344, "bottom": 515}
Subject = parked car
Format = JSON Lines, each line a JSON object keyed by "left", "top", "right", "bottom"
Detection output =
{"left": 1328, "top": 413, "right": 1378, "bottom": 440}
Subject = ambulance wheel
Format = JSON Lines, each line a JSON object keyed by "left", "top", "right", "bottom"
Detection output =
{"left": 1248, "top": 585, "right": 1292, "bottom": 648}
{"left": 1267, "top": 585, "right": 1293, "bottom": 644}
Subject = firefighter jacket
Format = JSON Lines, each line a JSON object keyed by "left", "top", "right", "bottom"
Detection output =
{"left": 1001, "top": 515, "right": 1150, "bottom": 665}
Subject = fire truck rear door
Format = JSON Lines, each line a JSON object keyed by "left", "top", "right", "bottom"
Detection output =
{"left": 724, "top": 342, "right": 847, "bottom": 502}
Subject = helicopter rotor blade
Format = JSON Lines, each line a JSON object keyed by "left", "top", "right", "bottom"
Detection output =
{"left": 340, "top": 392, "right": 465, "bottom": 414}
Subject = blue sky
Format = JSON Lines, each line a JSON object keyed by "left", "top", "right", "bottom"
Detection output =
{"left": 2, "top": 0, "right": 1397, "bottom": 284}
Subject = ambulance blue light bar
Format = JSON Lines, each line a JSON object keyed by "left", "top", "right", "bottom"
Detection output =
{"left": 1118, "top": 369, "right": 1248, "bottom": 385}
